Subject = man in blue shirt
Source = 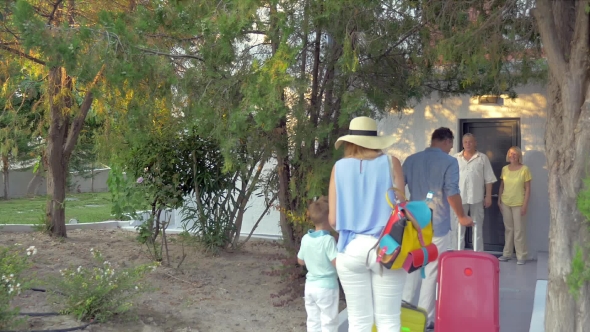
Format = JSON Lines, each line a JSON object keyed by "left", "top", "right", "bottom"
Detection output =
{"left": 401, "top": 127, "right": 473, "bottom": 330}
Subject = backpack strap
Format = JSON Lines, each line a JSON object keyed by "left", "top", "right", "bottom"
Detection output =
{"left": 367, "top": 155, "right": 402, "bottom": 270}
{"left": 387, "top": 154, "right": 395, "bottom": 189}
{"left": 386, "top": 156, "right": 407, "bottom": 210}
{"left": 366, "top": 225, "right": 387, "bottom": 268}
{"left": 420, "top": 247, "right": 428, "bottom": 279}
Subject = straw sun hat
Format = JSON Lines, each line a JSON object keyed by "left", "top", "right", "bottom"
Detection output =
{"left": 335, "top": 116, "right": 396, "bottom": 150}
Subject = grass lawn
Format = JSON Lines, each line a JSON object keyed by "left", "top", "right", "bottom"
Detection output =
{"left": 0, "top": 192, "right": 115, "bottom": 224}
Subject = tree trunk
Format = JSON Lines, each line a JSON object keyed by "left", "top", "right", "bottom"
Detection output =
{"left": 46, "top": 67, "right": 72, "bottom": 237}
{"left": 534, "top": 1, "right": 590, "bottom": 330}
{"left": 91, "top": 163, "right": 95, "bottom": 193}
{"left": 230, "top": 157, "right": 267, "bottom": 248}
{"left": 43, "top": 64, "right": 104, "bottom": 237}
{"left": 2, "top": 156, "right": 8, "bottom": 200}
{"left": 544, "top": 77, "right": 590, "bottom": 332}
{"left": 45, "top": 147, "right": 68, "bottom": 237}
{"left": 268, "top": 3, "right": 296, "bottom": 250}
{"left": 276, "top": 116, "right": 295, "bottom": 249}
{"left": 277, "top": 150, "right": 295, "bottom": 249}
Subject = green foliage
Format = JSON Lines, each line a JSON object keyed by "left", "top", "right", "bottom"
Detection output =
{"left": 568, "top": 175, "right": 590, "bottom": 299}
{"left": 567, "top": 245, "right": 589, "bottom": 301}
{"left": 107, "top": 166, "right": 144, "bottom": 221}
{"left": 140, "top": 0, "right": 547, "bottom": 250}
{"left": 150, "top": 0, "right": 435, "bottom": 248}
{"left": 32, "top": 203, "right": 50, "bottom": 233}
{"left": 577, "top": 176, "right": 590, "bottom": 222}
{"left": 108, "top": 124, "right": 239, "bottom": 255}
{"left": 1, "top": 0, "right": 182, "bottom": 232}
{"left": 68, "top": 96, "right": 106, "bottom": 185}
{"left": 0, "top": 74, "right": 44, "bottom": 169}
{"left": 47, "top": 248, "right": 158, "bottom": 323}
{"left": 134, "top": 218, "right": 161, "bottom": 258}
{"left": 413, "top": 0, "right": 545, "bottom": 98}
{"left": 0, "top": 244, "right": 37, "bottom": 329}
{"left": 2, "top": 0, "right": 548, "bottom": 246}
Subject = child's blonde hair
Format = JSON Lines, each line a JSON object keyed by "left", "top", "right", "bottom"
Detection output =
{"left": 308, "top": 196, "right": 329, "bottom": 225}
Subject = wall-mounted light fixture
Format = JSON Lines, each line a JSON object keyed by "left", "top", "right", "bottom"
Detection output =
{"left": 478, "top": 95, "right": 503, "bottom": 104}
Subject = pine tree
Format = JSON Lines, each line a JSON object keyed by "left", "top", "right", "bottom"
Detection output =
{"left": 0, "top": 0, "right": 177, "bottom": 236}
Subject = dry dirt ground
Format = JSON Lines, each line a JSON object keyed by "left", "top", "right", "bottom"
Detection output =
{"left": 1, "top": 228, "right": 338, "bottom": 332}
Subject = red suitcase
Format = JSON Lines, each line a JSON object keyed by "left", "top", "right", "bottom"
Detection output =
{"left": 434, "top": 221, "right": 500, "bottom": 332}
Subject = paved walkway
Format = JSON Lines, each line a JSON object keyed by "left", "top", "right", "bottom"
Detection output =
{"left": 499, "top": 258, "right": 538, "bottom": 332}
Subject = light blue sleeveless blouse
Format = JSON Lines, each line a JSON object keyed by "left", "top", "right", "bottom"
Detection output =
{"left": 335, "top": 154, "right": 396, "bottom": 252}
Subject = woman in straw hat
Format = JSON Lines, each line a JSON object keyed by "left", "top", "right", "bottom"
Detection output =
{"left": 328, "top": 116, "right": 407, "bottom": 331}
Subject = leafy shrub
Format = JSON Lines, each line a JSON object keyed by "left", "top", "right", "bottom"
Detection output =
{"left": 109, "top": 126, "right": 244, "bottom": 256}
{"left": 568, "top": 175, "right": 590, "bottom": 299}
{"left": 0, "top": 245, "right": 37, "bottom": 329}
{"left": 47, "top": 248, "right": 158, "bottom": 322}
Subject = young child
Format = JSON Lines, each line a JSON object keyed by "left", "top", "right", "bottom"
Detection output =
{"left": 297, "top": 196, "right": 339, "bottom": 332}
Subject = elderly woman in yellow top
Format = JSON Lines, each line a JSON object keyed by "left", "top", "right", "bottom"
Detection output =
{"left": 498, "top": 146, "right": 531, "bottom": 265}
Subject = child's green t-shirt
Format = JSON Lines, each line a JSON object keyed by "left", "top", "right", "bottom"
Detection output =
{"left": 297, "top": 230, "right": 338, "bottom": 289}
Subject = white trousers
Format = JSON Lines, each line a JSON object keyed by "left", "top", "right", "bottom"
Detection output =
{"left": 304, "top": 284, "right": 340, "bottom": 332}
{"left": 402, "top": 233, "right": 450, "bottom": 325}
{"left": 337, "top": 235, "right": 407, "bottom": 332}
{"left": 451, "top": 203, "right": 485, "bottom": 251}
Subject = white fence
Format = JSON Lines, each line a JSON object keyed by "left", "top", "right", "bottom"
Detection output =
{"left": 127, "top": 193, "right": 282, "bottom": 240}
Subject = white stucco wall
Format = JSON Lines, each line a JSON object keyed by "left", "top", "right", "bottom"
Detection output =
{"left": 378, "top": 84, "right": 550, "bottom": 257}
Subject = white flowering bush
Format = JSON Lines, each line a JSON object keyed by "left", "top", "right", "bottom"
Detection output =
{"left": 48, "top": 248, "right": 158, "bottom": 322}
{"left": 0, "top": 245, "right": 37, "bottom": 329}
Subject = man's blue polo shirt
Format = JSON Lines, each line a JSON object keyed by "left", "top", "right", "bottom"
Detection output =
{"left": 402, "top": 147, "right": 460, "bottom": 237}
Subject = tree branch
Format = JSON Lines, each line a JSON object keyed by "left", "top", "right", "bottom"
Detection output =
{"left": 0, "top": 44, "right": 46, "bottom": 66}
{"left": 239, "top": 193, "right": 278, "bottom": 248}
{"left": 136, "top": 47, "right": 204, "bottom": 62}
{"left": 48, "top": 0, "right": 64, "bottom": 25}
{"left": 569, "top": 0, "right": 590, "bottom": 73}
{"left": 533, "top": 0, "right": 568, "bottom": 86}
{"left": 144, "top": 33, "right": 203, "bottom": 42}
{"left": 243, "top": 30, "right": 267, "bottom": 35}
{"left": 63, "top": 64, "right": 105, "bottom": 157}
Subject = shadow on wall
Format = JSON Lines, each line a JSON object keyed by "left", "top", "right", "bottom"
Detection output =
{"left": 378, "top": 111, "right": 417, "bottom": 162}
{"left": 524, "top": 150, "right": 550, "bottom": 254}
{"left": 380, "top": 85, "right": 548, "bottom": 159}
{"left": 379, "top": 95, "right": 467, "bottom": 161}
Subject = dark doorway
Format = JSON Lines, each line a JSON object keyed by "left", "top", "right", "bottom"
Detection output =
{"left": 459, "top": 118, "right": 520, "bottom": 253}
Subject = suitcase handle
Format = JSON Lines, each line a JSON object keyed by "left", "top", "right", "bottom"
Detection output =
{"left": 458, "top": 220, "right": 477, "bottom": 251}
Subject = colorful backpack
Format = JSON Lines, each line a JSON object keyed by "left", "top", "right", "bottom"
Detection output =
{"left": 369, "top": 157, "right": 438, "bottom": 277}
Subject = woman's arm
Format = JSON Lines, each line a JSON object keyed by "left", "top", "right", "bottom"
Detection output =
{"left": 329, "top": 165, "right": 337, "bottom": 229}
{"left": 392, "top": 156, "right": 406, "bottom": 202}
{"left": 522, "top": 180, "right": 531, "bottom": 215}
{"left": 498, "top": 180, "right": 504, "bottom": 208}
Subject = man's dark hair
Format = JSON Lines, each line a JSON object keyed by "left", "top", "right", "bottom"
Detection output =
{"left": 431, "top": 127, "right": 454, "bottom": 142}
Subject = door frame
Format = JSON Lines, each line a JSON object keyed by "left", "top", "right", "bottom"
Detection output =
{"left": 457, "top": 118, "right": 521, "bottom": 254}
